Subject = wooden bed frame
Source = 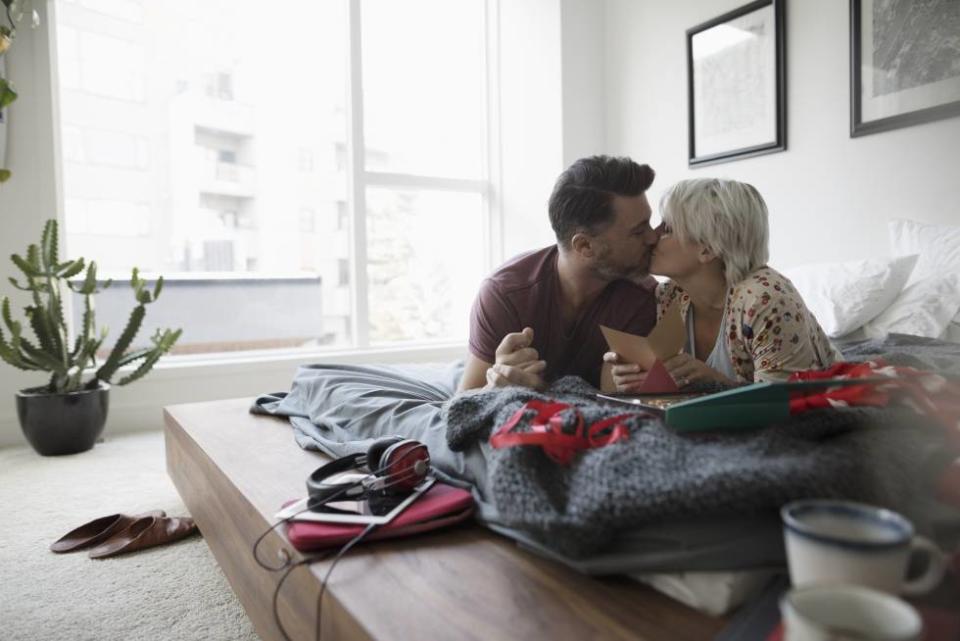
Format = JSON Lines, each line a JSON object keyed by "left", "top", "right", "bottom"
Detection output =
{"left": 164, "top": 398, "right": 728, "bottom": 641}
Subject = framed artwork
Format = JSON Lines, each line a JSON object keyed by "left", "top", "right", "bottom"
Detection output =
{"left": 686, "top": 0, "right": 786, "bottom": 167}
{"left": 851, "top": 0, "right": 960, "bottom": 137}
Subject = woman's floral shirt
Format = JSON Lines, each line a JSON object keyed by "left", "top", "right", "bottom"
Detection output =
{"left": 656, "top": 266, "right": 842, "bottom": 383}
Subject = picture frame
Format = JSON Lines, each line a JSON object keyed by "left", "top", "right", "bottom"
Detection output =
{"left": 686, "top": 0, "right": 786, "bottom": 167}
{"left": 850, "top": 0, "right": 960, "bottom": 137}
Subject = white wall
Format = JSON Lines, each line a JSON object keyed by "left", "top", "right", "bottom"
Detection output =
{"left": 604, "top": 0, "right": 960, "bottom": 269}
{"left": 0, "top": 2, "right": 64, "bottom": 448}
{"left": 497, "top": 0, "right": 610, "bottom": 260}
{"left": 560, "top": 0, "right": 607, "bottom": 166}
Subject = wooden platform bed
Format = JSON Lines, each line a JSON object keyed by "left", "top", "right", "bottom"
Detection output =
{"left": 164, "top": 398, "right": 728, "bottom": 641}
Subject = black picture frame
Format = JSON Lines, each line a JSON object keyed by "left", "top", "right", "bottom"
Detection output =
{"left": 850, "top": 0, "right": 960, "bottom": 137}
{"left": 686, "top": 0, "right": 786, "bottom": 167}
{"left": 686, "top": 0, "right": 787, "bottom": 167}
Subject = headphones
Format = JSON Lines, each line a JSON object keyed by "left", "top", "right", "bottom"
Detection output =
{"left": 306, "top": 436, "right": 431, "bottom": 510}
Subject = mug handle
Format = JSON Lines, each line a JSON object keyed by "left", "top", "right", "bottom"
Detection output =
{"left": 901, "top": 535, "right": 947, "bottom": 595}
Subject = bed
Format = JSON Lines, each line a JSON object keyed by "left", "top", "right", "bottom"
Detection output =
{"left": 167, "top": 217, "right": 960, "bottom": 636}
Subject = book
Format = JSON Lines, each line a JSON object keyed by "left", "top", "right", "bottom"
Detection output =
{"left": 664, "top": 378, "right": 893, "bottom": 432}
{"left": 595, "top": 392, "right": 706, "bottom": 412}
{"left": 283, "top": 482, "right": 475, "bottom": 552}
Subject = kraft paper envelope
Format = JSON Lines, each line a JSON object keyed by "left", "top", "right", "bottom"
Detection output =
{"left": 599, "top": 302, "right": 686, "bottom": 393}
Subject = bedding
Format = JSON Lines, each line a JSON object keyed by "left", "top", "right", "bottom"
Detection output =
{"left": 253, "top": 334, "right": 960, "bottom": 613}
{"left": 861, "top": 273, "right": 960, "bottom": 339}
{"left": 443, "top": 372, "right": 954, "bottom": 558}
{"left": 889, "top": 218, "right": 960, "bottom": 286}
{"left": 947, "top": 318, "right": 960, "bottom": 344}
{"left": 253, "top": 363, "right": 788, "bottom": 574}
{"left": 780, "top": 254, "right": 917, "bottom": 337}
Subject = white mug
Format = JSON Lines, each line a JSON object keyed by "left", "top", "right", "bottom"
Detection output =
{"left": 781, "top": 584, "right": 922, "bottom": 641}
{"left": 781, "top": 499, "right": 947, "bottom": 595}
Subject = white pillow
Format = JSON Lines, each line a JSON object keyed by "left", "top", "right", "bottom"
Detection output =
{"left": 782, "top": 255, "right": 918, "bottom": 337}
{"left": 862, "top": 274, "right": 960, "bottom": 339}
{"left": 888, "top": 219, "right": 960, "bottom": 285}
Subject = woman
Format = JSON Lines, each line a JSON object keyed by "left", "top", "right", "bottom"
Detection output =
{"left": 605, "top": 178, "right": 839, "bottom": 390}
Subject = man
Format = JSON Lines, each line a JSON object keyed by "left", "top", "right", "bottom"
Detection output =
{"left": 459, "top": 155, "right": 660, "bottom": 392}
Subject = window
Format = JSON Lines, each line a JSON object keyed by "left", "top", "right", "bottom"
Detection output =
{"left": 55, "top": 0, "right": 493, "bottom": 356}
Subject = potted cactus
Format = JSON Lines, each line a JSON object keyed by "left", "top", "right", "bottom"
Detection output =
{"left": 0, "top": 219, "right": 182, "bottom": 455}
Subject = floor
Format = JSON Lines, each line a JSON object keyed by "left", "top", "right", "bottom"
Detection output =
{"left": 0, "top": 430, "right": 260, "bottom": 641}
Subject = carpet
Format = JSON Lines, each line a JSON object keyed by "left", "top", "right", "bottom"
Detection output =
{"left": 0, "top": 431, "right": 260, "bottom": 641}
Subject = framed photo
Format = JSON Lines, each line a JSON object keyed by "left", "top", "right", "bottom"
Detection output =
{"left": 686, "top": 0, "right": 786, "bottom": 167}
{"left": 851, "top": 0, "right": 960, "bottom": 137}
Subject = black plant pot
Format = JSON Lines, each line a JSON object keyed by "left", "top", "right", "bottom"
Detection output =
{"left": 16, "top": 384, "right": 110, "bottom": 456}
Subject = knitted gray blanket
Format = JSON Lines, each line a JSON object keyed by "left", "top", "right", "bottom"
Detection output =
{"left": 442, "top": 335, "right": 960, "bottom": 557}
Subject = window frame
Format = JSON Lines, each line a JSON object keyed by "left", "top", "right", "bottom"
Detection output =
{"left": 50, "top": 0, "right": 502, "bottom": 364}
{"left": 345, "top": 0, "right": 500, "bottom": 349}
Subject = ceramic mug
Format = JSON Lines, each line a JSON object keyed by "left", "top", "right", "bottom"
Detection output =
{"left": 781, "top": 499, "right": 946, "bottom": 595}
{"left": 780, "top": 584, "right": 922, "bottom": 641}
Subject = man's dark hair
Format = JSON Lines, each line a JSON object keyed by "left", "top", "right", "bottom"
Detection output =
{"left": 548, "top": 155, "right": 655, "bottom": 248}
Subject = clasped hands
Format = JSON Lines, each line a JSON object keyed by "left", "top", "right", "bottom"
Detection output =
{"left": 602, "top": 351, "right": 730, "bottom": 392}
{"left": 485, "top": 327, "right": 548, "bottom": 391}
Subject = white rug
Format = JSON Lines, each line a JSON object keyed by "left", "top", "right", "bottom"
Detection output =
{"left": 0, "top": 431, "right": 260, "bottom": 641}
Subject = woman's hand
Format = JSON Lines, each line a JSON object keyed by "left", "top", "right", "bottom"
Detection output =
{"left": 662, "top": 353, "right": 734, "bottom": 387}
{"left": 603, "top": 351, "right": 649, "bottom": 393}
{"left": 604, "top": 351, "right": 735, "bottom": 391}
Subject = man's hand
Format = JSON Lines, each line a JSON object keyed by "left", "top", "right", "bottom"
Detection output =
{"left": 486, "top": 327, "right": 547, "bottom": 390}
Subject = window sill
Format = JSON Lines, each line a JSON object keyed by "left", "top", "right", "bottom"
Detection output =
{"left": 129, "top": 340, "right": 468, "bottom": 381}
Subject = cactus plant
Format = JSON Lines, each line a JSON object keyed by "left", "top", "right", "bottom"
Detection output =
{"left": 0, "top": 219, "right": 181, "bottom": 393}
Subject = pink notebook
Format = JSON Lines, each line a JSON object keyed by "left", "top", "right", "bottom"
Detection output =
{"left": 284, "top": 483, "right": 475, "bottom": 552}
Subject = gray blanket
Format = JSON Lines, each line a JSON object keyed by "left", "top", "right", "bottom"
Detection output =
{"left": 254, "top": 333, "right": 960, "bottom": 567}
{"left": 443, "top": 377, "right": 953, "bottom": 557}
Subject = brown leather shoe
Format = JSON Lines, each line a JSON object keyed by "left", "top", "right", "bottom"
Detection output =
{"left": 50, "top": 510, "right": 166, "bottom": 553}
{"left": 88, "top": 515, "right": 198, "bottom": 559}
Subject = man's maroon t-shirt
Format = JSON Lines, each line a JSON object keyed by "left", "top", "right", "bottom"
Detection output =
{"left": 468, "top": 246, "right": 657, "bottom": 388}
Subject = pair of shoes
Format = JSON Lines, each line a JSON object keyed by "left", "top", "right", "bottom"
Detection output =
{"left": 88, "top": 514, "right": 198, "bottom": 559}
{"left": 50, "top": 510, "right": 166, "bottom": 553}
{"left": 50, "top": 511, "right": 199, "bottom": 559}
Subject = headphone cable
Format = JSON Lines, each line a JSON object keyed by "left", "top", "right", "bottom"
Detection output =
{"left": 251, "top": 448, "right": 431, "bottom": 639}
{"left": 315, "top": 522, "right": 378, "bottom": 641}
{"left": 251, "top": 454, "right": 427, "bottom": 571}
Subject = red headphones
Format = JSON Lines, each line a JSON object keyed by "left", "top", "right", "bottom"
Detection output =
{"left": 306, "top": 436, "right": 431, "bottom": 510}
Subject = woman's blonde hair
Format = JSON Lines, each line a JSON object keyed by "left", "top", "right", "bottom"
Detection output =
{"left": 660, "top": 178, "right": 769, "bottom": 287}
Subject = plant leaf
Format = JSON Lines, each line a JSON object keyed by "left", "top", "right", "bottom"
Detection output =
{"left": 58, "top": 258, "right": 85, "bottom": 279}
{"left": 1, "top": 296, "right": 18, "bottom": 333}
{"left": 95, "top": 305, "right": 145, "bottom": 383}
{"left": 41, "top": 219, "right": 58, "bottom": 270}
{"left": 0, "top": 77, "right": 17, "bottom": 109}
{"left": 11, "top": 253, "right": 37, "bottom": 277}
{"left": 26, "top": 244, "right": 41, "bottom": 271}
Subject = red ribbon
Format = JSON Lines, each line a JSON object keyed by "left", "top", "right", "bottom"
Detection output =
{"left": 489, "top": 400, "right": 637, "bottom": 465}
{"left": 787, "top": 360, "right": 960, "bottom": 446}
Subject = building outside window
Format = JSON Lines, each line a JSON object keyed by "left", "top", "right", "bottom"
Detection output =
{"left": 54, "top": 0, "right": 492, "bottom": 356}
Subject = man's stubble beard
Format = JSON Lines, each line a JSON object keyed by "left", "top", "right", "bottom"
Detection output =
{"left": 591, "top": 249, "right": 651, "bottom": 283}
